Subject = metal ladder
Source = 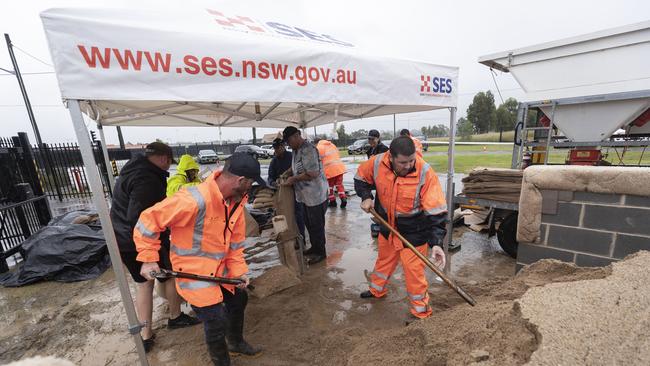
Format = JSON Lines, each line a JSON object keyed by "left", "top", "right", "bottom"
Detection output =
{"left": 515, "top": 101, "right": 557, "bottom": 167}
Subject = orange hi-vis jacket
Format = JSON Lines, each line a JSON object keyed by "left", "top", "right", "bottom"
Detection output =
{"left": 354, "top": 152, "right": 447, "bottom": 250}
{"left": 411, "top": 136, "right": 424, "bottom": 158}
{"left": 134, "top": 170, "right": 248, "bottom": 307}
{"left": 316, "top": 140, "right": 346, "bottom": 179}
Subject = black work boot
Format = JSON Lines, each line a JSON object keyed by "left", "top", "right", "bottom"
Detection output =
{"left": 228, "top": 340, "right": 263, "bottom": 358}
{"left": 306, "top": 253, "right": 326, "bottom": 265}
{"left": 339, "top": 198, "right": 347, "bottom": 208}
{"left": 360, "top": 290, "right": 375, "bottom": 299}
{"left": 204, "top": 319, "right": 231, "bottom": 366}
{"left": 168, "top": 312, "right": 201, "bottom": 329}
{"left": 227, "top": 301, "right": 263, "bottom": 358}
{"left": 328, "top": 199, "right": 337, "bottom": 207}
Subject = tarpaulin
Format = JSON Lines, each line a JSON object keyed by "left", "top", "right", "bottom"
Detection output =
{"left": 0, "top": 211, "right": 111, "bottom": 287}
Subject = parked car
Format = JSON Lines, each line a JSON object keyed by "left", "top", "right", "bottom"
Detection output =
{"left": 259, "top": 144, "right": 275, "bottom": 157}
{"left": 234, "top": 145, "right": 270, "bottom": 159}
{"left": 347, "top": 139, "right": 369, "bottom": 155}
{"left": 197, "top": 149, "right": 219, "bottom": 164}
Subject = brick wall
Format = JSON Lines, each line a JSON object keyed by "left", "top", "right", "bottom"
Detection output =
{"left": 516, "top": 190, "right": 650, "bottom": 271}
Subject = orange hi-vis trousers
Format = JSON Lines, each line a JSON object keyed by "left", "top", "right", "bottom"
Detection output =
{"left": 367, "top": 234, "right": 432, "bottom": 318}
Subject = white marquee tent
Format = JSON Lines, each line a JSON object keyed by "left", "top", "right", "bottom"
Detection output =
{"left": 41, "top": 6, "right": 459, "bottom": 365}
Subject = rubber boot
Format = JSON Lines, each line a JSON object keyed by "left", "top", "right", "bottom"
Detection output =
{"left": 339, "top": 198, "right": 347, "bottom": 208}
{"left": 328, "top": 199, "right": 337, "bottom": 207}
{"left": 227, "top": 294, "right": 262, "bottom": 358}
{"left": 204, "top": 320, "right": 231, "bottom": 366}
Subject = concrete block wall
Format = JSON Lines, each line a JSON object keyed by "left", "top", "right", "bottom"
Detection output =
{"left": 516, "top": 190, "right": 650, "bottom": 271}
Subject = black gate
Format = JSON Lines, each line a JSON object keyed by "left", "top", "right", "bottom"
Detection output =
{"left": 0, "top": 133, "right": 52, "bottom": 272}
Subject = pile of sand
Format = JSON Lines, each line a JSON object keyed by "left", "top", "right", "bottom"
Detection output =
{"left": 315, "top": 252, "right": 650, "bottom": 365}
{"left": 520, "top": 251, "right": 650, "bottom": 365}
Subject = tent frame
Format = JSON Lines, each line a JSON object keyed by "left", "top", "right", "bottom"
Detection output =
{"left": 68, "top": 98, "right": 457, "bottom": 366}
{"left": 85, "top": 100, "right": 401, "bottom": 128}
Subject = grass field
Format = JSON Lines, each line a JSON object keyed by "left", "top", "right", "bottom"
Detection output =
{"left": 423, "top": 148, "right": 650, "bottom": 173}
{"left": 431, "top": 130, "right": 517, "bottom": 143}
{"left": 425, "top": 144, "right": 512, "bottom": 152}
{"left": 267, "top": 143, "right": 650, "bottom": 174}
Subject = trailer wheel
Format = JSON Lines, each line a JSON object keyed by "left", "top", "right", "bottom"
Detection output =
{"left": 497, "top": 212, "right": 519, "bottom": 258}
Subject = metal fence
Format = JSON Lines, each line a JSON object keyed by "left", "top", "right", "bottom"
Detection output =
{"left": 32, "top": 141, "right": 112, "bottom": 201}
{"left": 0, "top": 196, "right": 49, "bottom": 272}
{"left": 0, "top": 133, "right": 54, "bottom": 272}
{"left": 0, "top": 137, "right": 28, "bottom": 204}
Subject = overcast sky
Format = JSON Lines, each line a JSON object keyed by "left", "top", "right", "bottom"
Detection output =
{"left": 1, "top": 0, "right": 648, "bottom": 145}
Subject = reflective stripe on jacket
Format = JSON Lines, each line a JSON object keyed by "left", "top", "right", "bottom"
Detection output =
{"left": 354, "top": 153, "right": 447, "bottom": 249}
{"left": 317, "top": 140, "right": 346, "bottom": 179}
{"left": 134, "top": 170, "right": 248, "bottom": 307}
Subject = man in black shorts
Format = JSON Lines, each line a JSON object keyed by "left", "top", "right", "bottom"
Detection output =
{"left": 110, "top": 142, "right": 199, "bottom": 352}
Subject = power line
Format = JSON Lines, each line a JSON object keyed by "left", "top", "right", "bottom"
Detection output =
{"left": 0, "top": 103, "right": 61, "bottom": 107}
{"left": 0, "top": 71, "right": 55, "bottom": 76}
{"left": 12, "top": 43, "right": 53, "bottom": 68}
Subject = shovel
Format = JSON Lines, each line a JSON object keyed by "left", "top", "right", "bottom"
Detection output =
{"left": 368, "top": 208, "right": 477, "bottom": 306}
{"left": 151, "top": 268, "right": 246, "bottom": 286}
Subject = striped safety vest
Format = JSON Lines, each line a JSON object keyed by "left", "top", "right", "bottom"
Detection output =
{"left": 317, "top": 140, "right": 346, "bottom": 179}
{"left": 134, "top": 171, "right": 248, "bottom": 307}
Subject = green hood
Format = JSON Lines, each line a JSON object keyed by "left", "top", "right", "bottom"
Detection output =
{"left": 177, "top": 154, "right": 200, "bottom": 174}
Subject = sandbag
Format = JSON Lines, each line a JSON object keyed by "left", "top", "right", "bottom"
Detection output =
{"left": 253, "top": 202, "right": 274, "bottom": 209}
{"left": 273, "top": 182, "right": 301, "bottom": 273}
{"left": 253, "top": 196, "right": 274, "bottom": 204}
{"left": 243, "top": 207, "right": 260, "bottom": 237}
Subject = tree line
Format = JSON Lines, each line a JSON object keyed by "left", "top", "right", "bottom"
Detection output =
{"left": 333, "top": 91, "right": 526, "bottom": 142}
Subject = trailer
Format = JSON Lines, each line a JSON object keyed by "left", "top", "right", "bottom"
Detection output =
{"left": 450, "top": 21, "right": 650, "bottom": 257}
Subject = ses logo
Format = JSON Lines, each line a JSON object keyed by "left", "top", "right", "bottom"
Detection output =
{"left": 420, "top": 75, "right": 453, "bottom": 96}
{"left": 206, "top": 9, "right": 354, "bottom": 48}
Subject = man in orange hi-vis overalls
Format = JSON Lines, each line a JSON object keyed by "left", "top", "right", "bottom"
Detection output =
{"left": 315, "top": 138, "right": 348, "bottom": 208}
{"left": 354, "top": 136, "right": 447, "bottom": 319}
{"left": 135, "top": 152, "right": 264, "bottom": 366}
{"left": 400, "top": 128, "right": 424, "bottom": 158}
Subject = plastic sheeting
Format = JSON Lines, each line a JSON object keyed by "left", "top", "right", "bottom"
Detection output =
{"left": 0, "top": 211, "right": 111, "bottom": 287}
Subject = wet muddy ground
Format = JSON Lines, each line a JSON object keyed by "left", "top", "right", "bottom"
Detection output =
{"left": 0, "top": 194, "right": 514, "bottom": 365}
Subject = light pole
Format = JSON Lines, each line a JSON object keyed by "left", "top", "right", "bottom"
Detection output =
{"left": 4, "top": 33, "right": 43, "bottom": 146}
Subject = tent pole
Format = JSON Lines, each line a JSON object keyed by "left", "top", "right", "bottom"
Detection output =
{"left": 116, "top": 126, "right": 125, "bottom": 149}
{"left": 97, "top": 124, "right": 116, "bottom": 191}
{"left": 444, "top": 107, "right": 457, "bottom": 274}
{"left": 67, "top": 100, "right": 149, "bottom": 366}
{"left": 332, "top": 105, "right": 339, "bottom": 140}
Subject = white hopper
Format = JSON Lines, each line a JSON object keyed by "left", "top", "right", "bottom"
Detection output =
{"left": 479, "top": 21, "right": 650, "bottom": 142}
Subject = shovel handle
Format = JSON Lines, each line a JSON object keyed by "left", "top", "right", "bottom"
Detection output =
{"left": 151, "top": 269, "right": 245, "bottom": 285}
{"left": 368, "top": 208, "right": 476, "bottom": 306}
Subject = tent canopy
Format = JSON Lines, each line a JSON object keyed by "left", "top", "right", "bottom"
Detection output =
{"left": 41, "top": 7, "right": 458, "bottom": 128}
{"left": 40, "top": 8, "right": 460, "bottom": 365}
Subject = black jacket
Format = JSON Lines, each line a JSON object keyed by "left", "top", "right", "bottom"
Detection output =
{"left": 110, "top": 155, "right": 169, "bottom": 252}
{"left": 267, "top": 151, "right": 293, "bottom": 187}
{"left": 366, "top": 142, "right": 389, "bottom": 158}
